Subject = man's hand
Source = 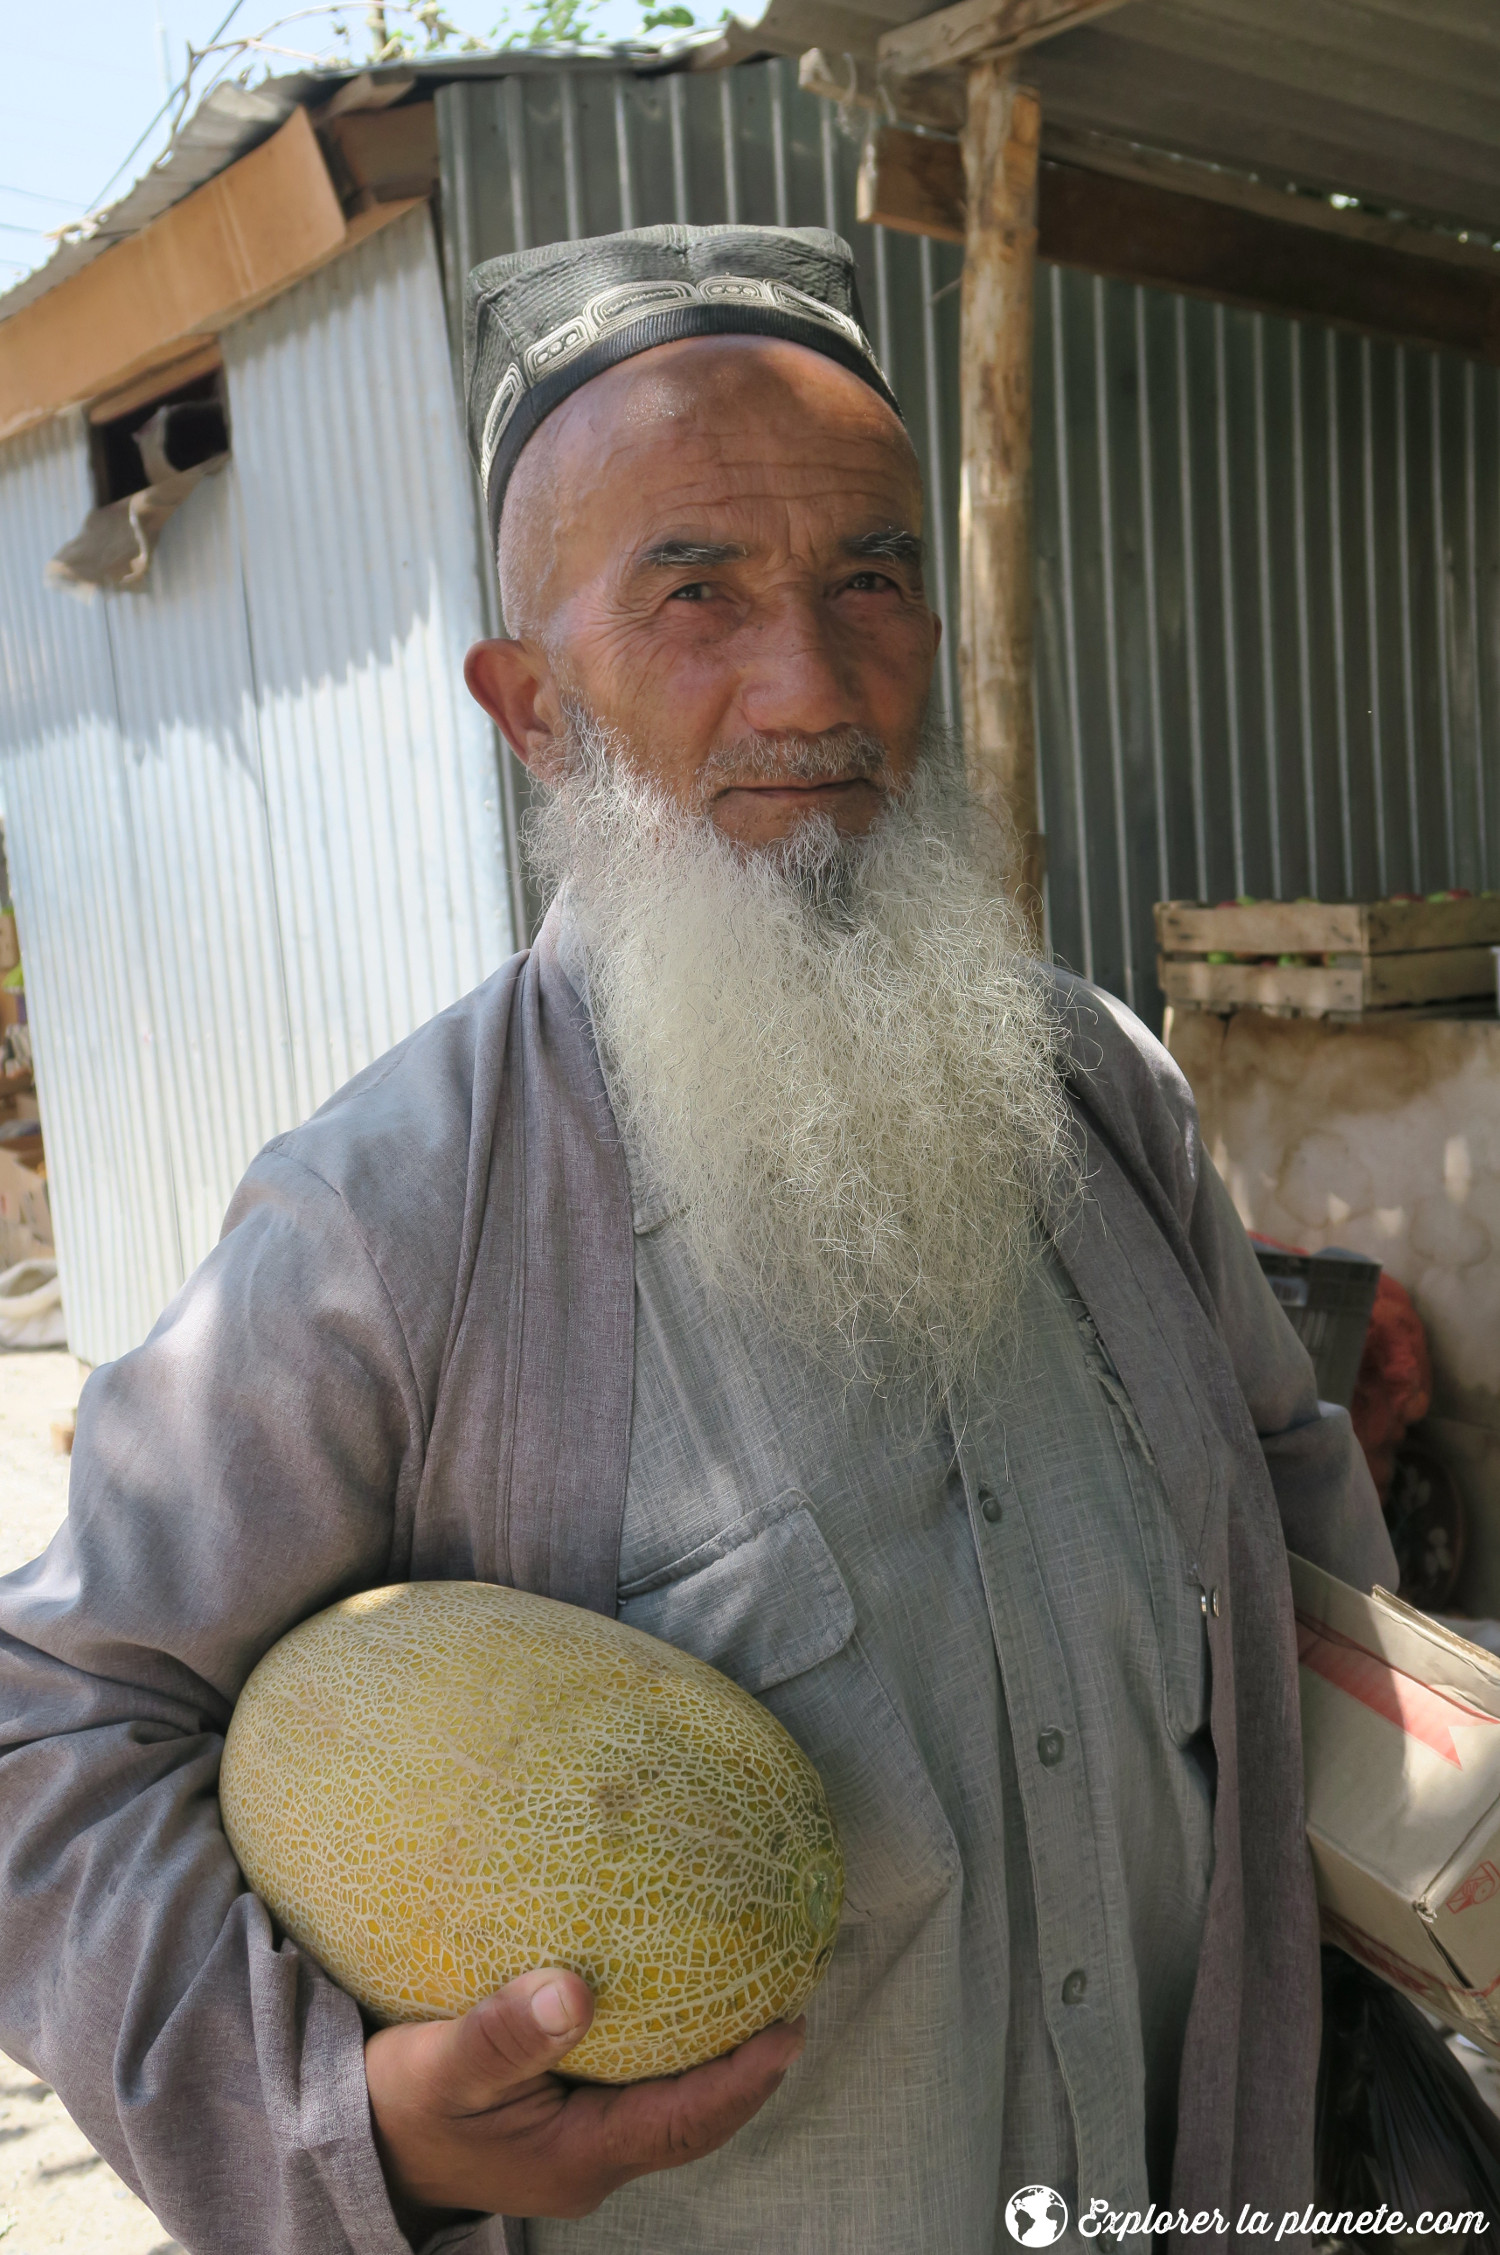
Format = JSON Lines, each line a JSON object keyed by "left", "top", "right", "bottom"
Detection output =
{"left": 365, "top": 1966, "right": 805, "bottom": 2229}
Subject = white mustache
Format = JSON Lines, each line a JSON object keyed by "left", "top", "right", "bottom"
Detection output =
{"left": 692, "top": 729, "right": 892, "bottom": 800}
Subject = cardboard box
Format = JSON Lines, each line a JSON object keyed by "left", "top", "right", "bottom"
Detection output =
{"left": 1293, "top": 1551, "right": 1500, "bottom": 2055}
{"left": 0, "top": 1148, "right": 51, "bottom": 1272}
{"left": 0, "top": 110, "right": 421, "bottom": 447}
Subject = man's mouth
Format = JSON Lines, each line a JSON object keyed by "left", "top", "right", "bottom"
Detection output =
{"left": 717, "top": 775, "right": 880, "bottom": 801}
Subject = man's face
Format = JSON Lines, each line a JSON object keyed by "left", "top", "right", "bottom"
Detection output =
{"left": 464, "top": 336, "right": 941, "bottom": 848}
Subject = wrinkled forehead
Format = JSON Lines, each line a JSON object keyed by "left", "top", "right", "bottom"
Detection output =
{"left": 507, "top": 335, "right": 924, "bottom": 547}
{"left": 569, "top": 333, "right": 911, "bottom": 459}
{"left": 493, "top": 335, "right": 928, "bottom": 642}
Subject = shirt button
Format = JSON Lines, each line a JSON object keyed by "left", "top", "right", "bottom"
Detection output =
{"left": 978, "top": 1486, "right": 1003, "bottom": 1523}
{"left": 1210, "top": 1587, "right": 1222, "bottom": 1617}
{"left": 1061, "top": 1968, "right": 1088, "bottom": 2006}
{"left": 1037, "top": 1728, "right": 1066, "bottom": 1767}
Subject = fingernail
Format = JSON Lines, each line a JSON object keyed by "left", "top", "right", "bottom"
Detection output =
{"left": 531, "top": 1982, "right": 579, "bottom": 2037}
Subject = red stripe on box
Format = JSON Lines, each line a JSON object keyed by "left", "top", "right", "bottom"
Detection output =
{"left": 1296, "top": 1616, "right": 1500, "bottom": 1768}
{"left": 1320, "top": 1908, "right": 1500, "bottom": 2006}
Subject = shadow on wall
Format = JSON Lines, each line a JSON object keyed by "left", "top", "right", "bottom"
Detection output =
{"left": 0, "top": 208, "right": 513, "bottom": 1367}
{"left": 0, "top": 207, "right": 474, "bottom": 751}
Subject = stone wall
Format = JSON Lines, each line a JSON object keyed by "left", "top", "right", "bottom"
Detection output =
{"left": 1166, "top": 1007, "right": 1500, "bottom": 1611}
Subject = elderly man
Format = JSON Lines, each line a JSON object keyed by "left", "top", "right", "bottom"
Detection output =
{"left": 0, "top": 223, "right": 1391, "bottom": 2255}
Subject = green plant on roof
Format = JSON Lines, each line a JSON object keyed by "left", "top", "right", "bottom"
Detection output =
{"left": 502, "top": 0, "right": 598, "bottom": 43}
{"left": 181, "top": 0, "right": 723, "bottom": 92}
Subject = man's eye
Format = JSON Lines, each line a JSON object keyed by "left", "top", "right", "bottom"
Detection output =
{"left": 845, "top": 570, "right": 897, "bottom": 593}
{"left": 667, "top": 581, "right": 715, "bottom": 602}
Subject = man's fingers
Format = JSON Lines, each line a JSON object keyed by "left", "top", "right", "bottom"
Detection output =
{"left": 366, "top": 2002, "right": 806, "bottom": 2223}
{"left": 595, "top": 2017, "right": 807, "bottom": 2181}
{"left": 442, "top": 1968, "right": 596, "bottom": 2109}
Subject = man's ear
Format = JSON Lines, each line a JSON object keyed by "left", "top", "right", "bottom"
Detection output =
{"left": 464, "top": 639, "right": 565, "bottom": 779}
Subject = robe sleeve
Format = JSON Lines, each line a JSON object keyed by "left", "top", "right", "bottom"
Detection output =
{"left": 1049, "top": 965, "right": 1398, "bottom": 1600}
{"left": 1184, "top": 1142, "right": 1398, "bottom": 1597}
{"left": 0, "top": 1148, "right": 426, "bottom": 2255}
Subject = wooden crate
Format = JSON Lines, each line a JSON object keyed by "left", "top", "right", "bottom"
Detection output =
{"left": 1155, "top": 898, "right": 1500, "bottom": 1018}
{"left": 1157, "top": 897, "right": 1500, "bottom": 957}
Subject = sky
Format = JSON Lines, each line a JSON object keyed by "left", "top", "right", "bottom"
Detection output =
{"left": 0, "top": 0, "right": 695, "bottom": 290}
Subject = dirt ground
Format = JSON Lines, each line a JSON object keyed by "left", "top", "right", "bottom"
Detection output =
{"left": 0, "top": 1348, "right": 182, "bottom": 2255}
{"left": 0, "top": 1349, "right": 83, "bottom": 1578}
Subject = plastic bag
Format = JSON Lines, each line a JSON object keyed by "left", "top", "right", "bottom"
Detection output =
{"left": 0, "top": 1257, "right": 65, "bottom": 1349}
{"left": 1318, "top": 1947, "right": 1500, "bottom": 2249}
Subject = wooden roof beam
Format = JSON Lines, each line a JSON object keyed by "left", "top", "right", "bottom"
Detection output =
{"left": 878, "top": 0, "right": 1128, "bottom": 81}
{"left": 856, "top": 123, "right": 1500, "bottom": 366}
{"left": 958, "top": 61, "right": 1045, "bottom": 933}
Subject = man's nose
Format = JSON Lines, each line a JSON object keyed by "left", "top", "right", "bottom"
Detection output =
{"left": 737, "top": 596, "right": 861, "bottom": 739}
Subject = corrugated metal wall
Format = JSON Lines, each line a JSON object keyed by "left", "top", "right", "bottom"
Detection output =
{"left": 0, "top": 207, "right": 513, "bottom": 1363}
{"left": 223, "top": 213, "right": 512, "bottom": 1102}
{"left": 1033, "top": 272, "right": 1500, "bottom": 1017}
{"left": 437, "top": 58, "right": 1500, "bottom": 1018}
{"left": 0, "top": 425, "right": 190, "bottom": 1343}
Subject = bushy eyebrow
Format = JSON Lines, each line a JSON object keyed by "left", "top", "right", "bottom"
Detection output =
{"left": 629, "top": 527, "right": 925, "bottom": 580}
{"left": 634, "top": 538, "right": 749, "bottom": 574}
{"left": 842, "top": 527, "right": 925, "bottom": 573}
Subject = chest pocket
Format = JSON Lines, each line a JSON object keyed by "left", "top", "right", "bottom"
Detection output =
{"left": 1071, "top": 1303, "right": 1211, "bottom": 1749}
{"left": 618, "top": 1494, "right": 960, "bottom": 1922}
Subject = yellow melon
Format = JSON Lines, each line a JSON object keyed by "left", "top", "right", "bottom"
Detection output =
{"left": 219, "top": 1581, "right": 843, "bottom": 2081}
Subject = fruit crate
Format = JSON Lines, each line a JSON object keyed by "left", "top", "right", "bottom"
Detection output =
{"left": 1156, "top": 895, "right": 1500, "bottom": 1018}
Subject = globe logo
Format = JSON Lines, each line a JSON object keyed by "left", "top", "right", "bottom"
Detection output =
{"left": 1005, "top": 2183, "right": 1069, "bottom": 2246}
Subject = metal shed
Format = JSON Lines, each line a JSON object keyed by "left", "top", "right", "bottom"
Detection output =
{"left": 0, "top": 202, "right": 512, "bottom": 1362}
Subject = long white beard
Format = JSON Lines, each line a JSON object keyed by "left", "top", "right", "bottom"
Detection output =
{"left": 529, "top": 717, "right": 1079, "bottom": 1404}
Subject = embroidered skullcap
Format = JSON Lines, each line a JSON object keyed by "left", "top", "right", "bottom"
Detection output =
{"left": 464, "top": 222, "right": 899, "bottom": 547}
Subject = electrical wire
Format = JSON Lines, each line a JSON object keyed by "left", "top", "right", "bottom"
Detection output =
{"left": 0, "top": 183, "right": 85, "bottom": 209}
{"left": 84, "top": 0, "right": 251, "bottom": 219}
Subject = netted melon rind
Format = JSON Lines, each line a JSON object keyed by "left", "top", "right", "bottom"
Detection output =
{"left": 220, "top": 1582, "right": 843, "bottom": 2081}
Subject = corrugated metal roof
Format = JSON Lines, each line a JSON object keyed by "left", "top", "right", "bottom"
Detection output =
{"left": 6, "top": 2, "right": 1493, "bottom": 336}
{"left": 0, "top": 41, "right": 707, "bottom": 328}
{"left": 1024, "top": 2, "right": 1500, "bottom": 240}
{"left": 0, "top": 76, "right": 312, "bottom": 322}
{"left": 741, "top": 0, "right": 1500, "bottom": 240}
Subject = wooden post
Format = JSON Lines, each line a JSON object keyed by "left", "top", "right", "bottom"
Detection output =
{"left": 959, "top": 60, "right": 1043, "bottom": 928}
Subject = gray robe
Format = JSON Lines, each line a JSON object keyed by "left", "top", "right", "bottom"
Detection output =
{"left": 0, "top": 909, "right": 1394, "bottom": 2255}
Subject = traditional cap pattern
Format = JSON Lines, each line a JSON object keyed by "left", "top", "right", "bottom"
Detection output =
{"left": 463, "top": 223, "right": 900, "bottom": 545}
